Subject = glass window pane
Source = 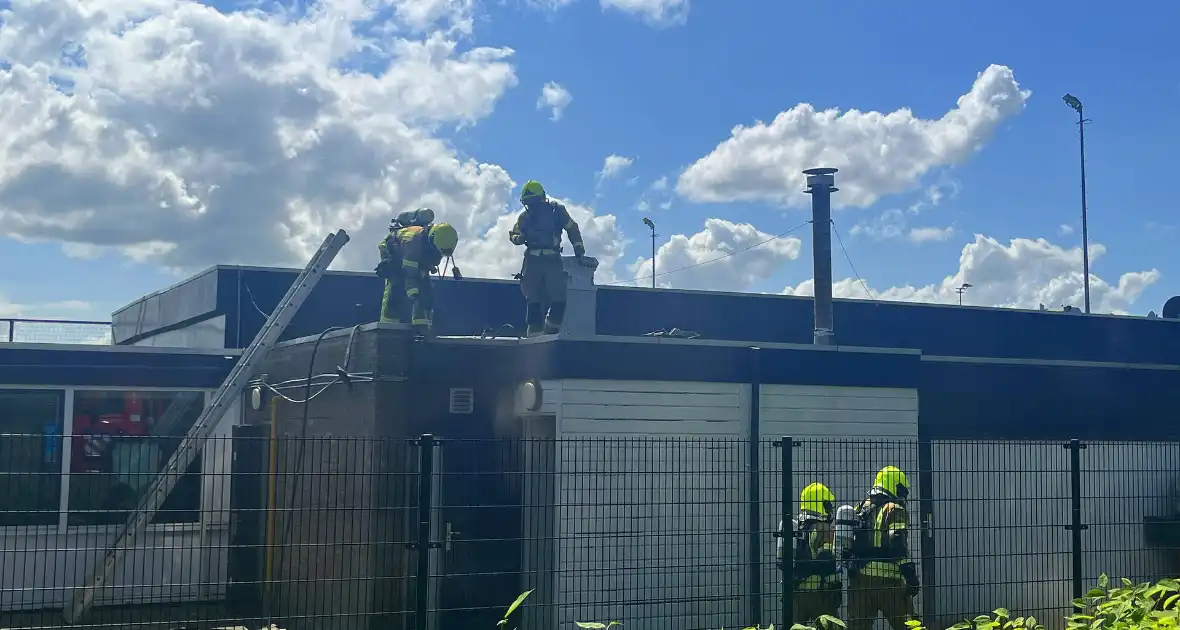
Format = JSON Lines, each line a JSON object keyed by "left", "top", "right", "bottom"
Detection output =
{"left": 0, "top": 389, "right": 65, "bottom": 527}
{"left": 67, "top": 390, "right": 205, "bottom": 526}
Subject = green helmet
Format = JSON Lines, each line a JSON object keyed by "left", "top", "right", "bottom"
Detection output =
{"left": 800, "top": 482, "right": 835, "bottom": 516}
{"left": 521, "top": 180, "right": 546, "bottom": 205}
{"left": 874, "top": 466, "right": 910, "bottom": 499}
{"left": 429, "top": 223, "right": 458, "bottom": 256}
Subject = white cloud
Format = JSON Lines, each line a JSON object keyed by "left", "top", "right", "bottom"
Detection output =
{"left": 782, "top": 234, "right": 1160, "bottom": 315}
{"left": 597, "top": 154, "right": 634, "bottom": 181}
{"left": 627, "top": 218, "right": 802, "bottom": 290}
{"left": 849, "top": 209, "right": 954, "bottom": 244}
{"left": 651, "top": 176, "right": 668, "bottom": 191}
{"left": 0, "top": 0, "right": 563, "bottom": 276}
{"left": 1059, "top": 224, "right": 1075, "bottom": 236}
{"left": 908, "top": 226, "right": 955, "bottom": 243}
{"left": 537, "top": 81, "right": 573, "bottom": 121}
{"left": 599, "top": 0, "right": 689, "bottom": 26}
{"left": 677, "top": 64, "right": 1031, "bottom": 208}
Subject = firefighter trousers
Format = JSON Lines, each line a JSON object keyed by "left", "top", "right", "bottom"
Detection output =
{"left": 380, "top": 274, "right": 434, "bottom": 329}
{"left": 847, "top": 574, "right": 917, "bottom": 630}
{"left": 519, "top": 252, "right": 568, "bottom": 335}
{"left": 793, "top": 585, "right": 842, "bottom": 626}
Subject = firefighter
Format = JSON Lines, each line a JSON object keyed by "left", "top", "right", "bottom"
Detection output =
{"left": 778, "top": 482, "right": 842, "bottom": 626}
{"left": 845, "top": 466, "right": 921, "bottom": 630}
{"left": 509, "top": 180, "right": 587, "bottom": 337}
{"left": 376, "top": 211, "right": 459, "bottom": 334}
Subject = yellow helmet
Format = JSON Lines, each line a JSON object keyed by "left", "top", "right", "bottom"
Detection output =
{"left": 800, "top": 482, "right": 835, "bottom": 516}
{"left": 874, "top": 466, "right": 910, "bottom": 499}
{"left": 521, "top": 180, "right": 546, "bottom": 204}
{"left": 429, "top": 223, "right": 458, "bottom": 256}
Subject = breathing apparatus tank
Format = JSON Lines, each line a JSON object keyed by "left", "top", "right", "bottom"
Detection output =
{"left": 393, "top": 208, "right": 435, "bottom": 230}
{"left": 834, "top": 504, "right": 857, "bottom": 556}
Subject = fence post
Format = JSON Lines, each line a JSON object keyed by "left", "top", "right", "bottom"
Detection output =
{"left": 1064, "top": 438, "right": 1088, "bottom": 600}
{"left": 412, "top": 433, "right": 439, "bottom": 630}
{"left": 779, "top": 436, "right": 794, "bottom": 627}
{"left": 747, "top": 351, "right": 762, "bottom": 627}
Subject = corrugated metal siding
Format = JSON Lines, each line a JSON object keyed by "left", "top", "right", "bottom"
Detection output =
{"left": 931, "top": 441, "right": 1072, "bottom": 630}
{"left": 758, "top": 385, "right": 921, "bottom": 626}
{"left": 553, "top": 380, "right": 750, "bottom": 630}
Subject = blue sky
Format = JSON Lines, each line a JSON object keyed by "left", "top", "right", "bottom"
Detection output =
{"left": 1, "top": 0, "right": 1178, "bottom": 322}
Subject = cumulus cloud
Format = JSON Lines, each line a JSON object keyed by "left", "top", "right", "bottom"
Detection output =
{"left": 677, "top": 64, "right": 1031, "bottom": 208}
{"left": 597, "top": 154, "right": 634, "bottom": 182}
{"left": 599, "top": 0, "right": 689, "bottom": 26}
{"left": 537, "top": 81, "right": 573, "bottom": 121}
{"left": 0, "top": 0, "right": 647, "bottom": 281}
{"left": 627, "top": 218, "right": 802, "bottom": 290}
{"left": 782, "top": 234, "right": 1161, "bottom": 315}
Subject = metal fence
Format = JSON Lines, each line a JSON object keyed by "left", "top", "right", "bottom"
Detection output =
{"left": 0, "top": 434, "right": 1177, "bottom": 630}
{"left": 1, "top": 318, "right": 112, "bottom": 344}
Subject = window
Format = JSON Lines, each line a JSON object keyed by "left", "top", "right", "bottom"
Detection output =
{"left": 67, "top": 390, "right": 205, "bottom": 526}
{"left": 0, "top": 389, "right": 66, "bottom": 527}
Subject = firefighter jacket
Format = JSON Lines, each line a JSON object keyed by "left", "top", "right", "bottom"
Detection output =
{"left": 509, "top": 200, "right": 584, "bottom": 256}
{"left": 379, "top": 225, "right": 442, "bottom": 300}
{"left": 849, "top": 488, "right": 919, "bottom": 588}
{"left": 778, "top": 511, "right": 840, "bottom": 591}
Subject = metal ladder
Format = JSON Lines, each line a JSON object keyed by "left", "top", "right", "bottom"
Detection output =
{"left": 63, "top": 229, "right": 351, "bottom": 624}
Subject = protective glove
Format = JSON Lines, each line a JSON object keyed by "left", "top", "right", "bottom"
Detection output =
{"left": 574, "top": 243, "right": 587, "bottom": 264}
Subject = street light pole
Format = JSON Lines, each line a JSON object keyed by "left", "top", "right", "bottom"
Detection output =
{"left": 1063, "top": 94, "right": 1092, "bottom": 314}
{"left": 642, "top": 217, "right": 657, "bottom": 289}
{"left": 956, "top": 283, "right": 972, "bottom": 306}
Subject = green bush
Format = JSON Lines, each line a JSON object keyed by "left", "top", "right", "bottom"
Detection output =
{"left": 501, "top": 576, "right": 1180, "bottom": 630}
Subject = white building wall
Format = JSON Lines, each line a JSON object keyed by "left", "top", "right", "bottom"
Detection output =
{"left": 548, "top": 379, "right": 751, "bottom": 630}
{"left": 0, "top": 388, "right": 242, "bottom": 612}
{"left": 758, "top": 385, "right": 921, "bottom": 627}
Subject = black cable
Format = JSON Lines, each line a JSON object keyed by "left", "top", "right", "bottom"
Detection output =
{"left": 272, "top": 326, "right": 344, "bottom": 619}
{"left": 830, "top": 218, "right": 877, "bottom": 302}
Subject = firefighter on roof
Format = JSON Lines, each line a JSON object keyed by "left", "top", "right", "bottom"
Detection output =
{"left": 376, "top": 208, "right": 459, "bottom": 334}
{"left": 845, "top": 466, "right": 921, "bottom": 630}
{"left": 778, "top": 481, "right": 842, "bottom": 626}
{"left": 509, "top": 180, "right": 587, "bottom": 337}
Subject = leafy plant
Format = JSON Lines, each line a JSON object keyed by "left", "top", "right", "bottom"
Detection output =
{"left": 790, "top": 613, "right": 846, "bottom": 630}
{"left": 1066, "top": 574, "right": 1180, "bottom": 630}
{"left": 943, "top": 608, "right": 1044, "bottom": 630}
{"left": 497, "top": 589, "right": 534, "bottom": 629}
{"left": 497, "top": 576, "right": 1180, "bottom": 630}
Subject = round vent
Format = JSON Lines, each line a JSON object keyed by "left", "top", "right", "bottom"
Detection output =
{"left": 1163, "top": 296, "right": 1180, "bottom": 319}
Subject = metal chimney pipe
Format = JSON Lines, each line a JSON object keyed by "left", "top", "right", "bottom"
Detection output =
{"left": 804, "top": 167, "right": 839, "bottom": 346}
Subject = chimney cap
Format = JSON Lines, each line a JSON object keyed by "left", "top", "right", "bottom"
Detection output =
{"left": 803, "top": 167, "right": 839, "bottom": 176}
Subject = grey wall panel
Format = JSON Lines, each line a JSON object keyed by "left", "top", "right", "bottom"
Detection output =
{"left": 112, "top": 267, "right": 220, "bottom": 344}
{"left": 931, "top": 441, "right": 1072, "bottom": 630}
{"left": 1080, "top": 442, "right": 1180, "bottom": 586}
